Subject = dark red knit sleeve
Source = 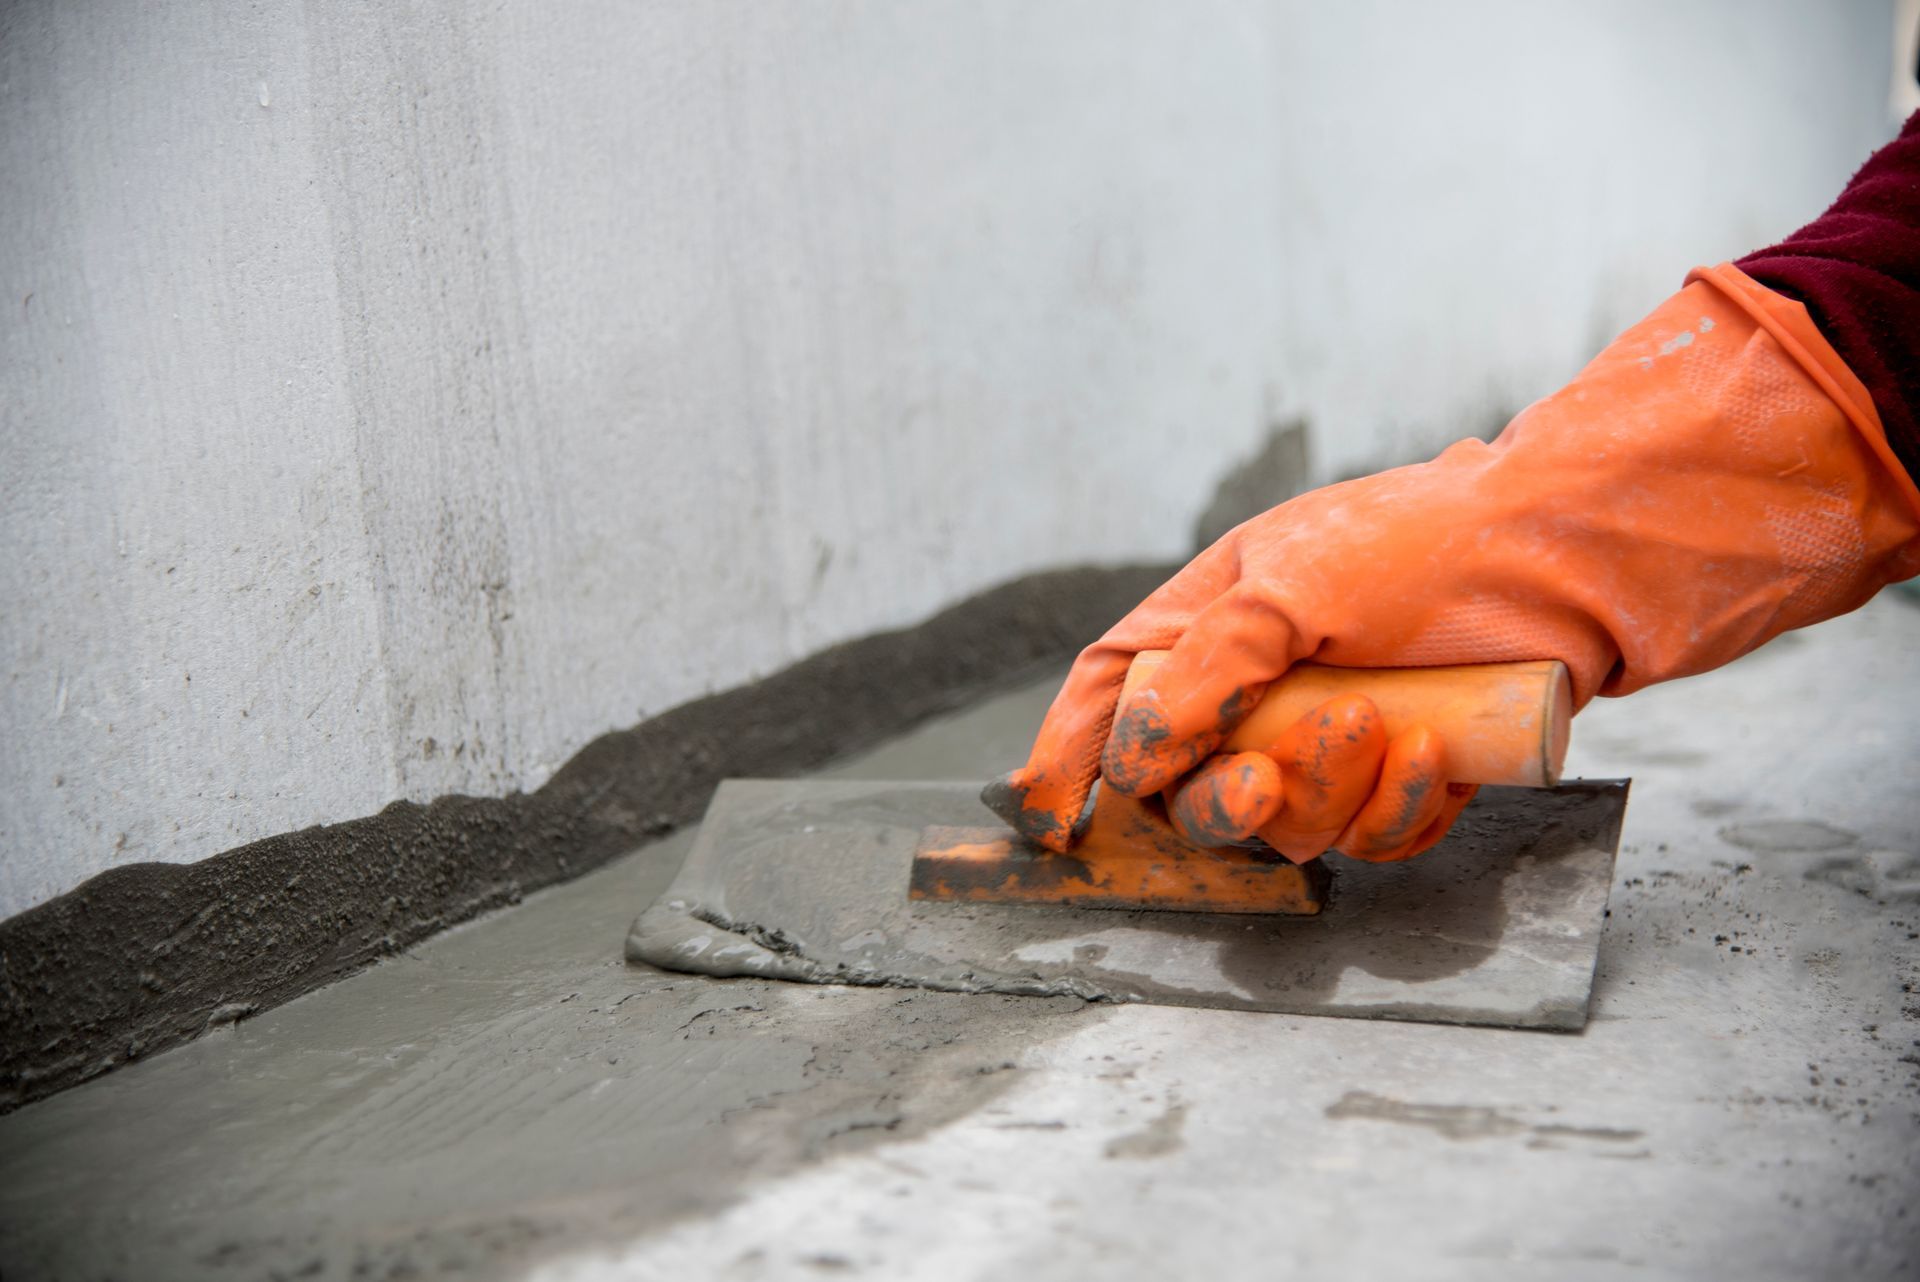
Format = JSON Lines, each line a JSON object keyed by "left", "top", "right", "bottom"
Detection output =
{"left": 1737, "top": 111, "right": 1920, "bottom": 483}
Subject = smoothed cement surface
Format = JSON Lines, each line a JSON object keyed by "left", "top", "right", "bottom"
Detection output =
{"left": 2, "top": 594, "right": 1918, "bottom": 1280}
{"left": 629, "top": 779, "right": 1626, "bottom": 1029}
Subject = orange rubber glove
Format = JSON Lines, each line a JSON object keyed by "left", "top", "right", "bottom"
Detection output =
{"left": 987, "top": 264, "right": 1920, "bottom": 863}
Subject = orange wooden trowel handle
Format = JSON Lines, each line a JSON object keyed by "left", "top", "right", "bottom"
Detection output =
{"left": 1123, "top": 653, "right": 1572, "bottom": 788}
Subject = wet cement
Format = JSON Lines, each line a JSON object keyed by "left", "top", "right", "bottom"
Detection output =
{"left": 628, "top": 779, "right": 1628, "bottom": 1029}
{"left": 0, "top": 812, "right": 1106, "bottom": 1281}
{"left": 0, "top": 593, "right": 1916, "bottom": 1281}
{"left": 0, "top": 563, "right": 1169, "bottom": 1114}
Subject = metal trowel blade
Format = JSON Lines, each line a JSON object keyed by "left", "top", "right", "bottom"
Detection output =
{"left": 626, "top": 777, "right": 1629, "bottom": 1030}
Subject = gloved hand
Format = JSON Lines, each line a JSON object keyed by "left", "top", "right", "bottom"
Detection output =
{"left": 1159, "top": 693, "right": 1473, "bottom": 863}
{"left": 987, "top": 264, "right": 1920, "bottom": 862}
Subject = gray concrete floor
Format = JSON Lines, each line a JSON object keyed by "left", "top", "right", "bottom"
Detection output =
{"left": 2, "top": 594, "right": 1917, "bottom": 1281}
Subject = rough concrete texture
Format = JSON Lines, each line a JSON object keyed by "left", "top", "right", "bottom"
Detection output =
{"left": 628, "top": 778, "right": 1626, "bottom": 1029}
{"left": 1, "top": 591, "right": 1915, "bottom": 1280}
{"left": 1, "top": 0, "right": 1896, "bottom": 916}
{"left": 0, "top": 565, "right": 1167, "bottom": 1113}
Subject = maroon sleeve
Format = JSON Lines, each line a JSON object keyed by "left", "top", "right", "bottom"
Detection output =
{"left": 1737, "top": 111, "right": 1920, "bottom": 483}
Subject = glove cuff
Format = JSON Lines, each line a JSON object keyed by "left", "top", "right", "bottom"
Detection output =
{"left": 1687, "top": 262, "right": 1920, "bottom": 524}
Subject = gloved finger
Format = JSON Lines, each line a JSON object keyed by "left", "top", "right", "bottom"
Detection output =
{"left": 980, "top": 642, "right": 1135, "bottom": 851}
{"left": 1101, "top": 581, "right": 1308, "bottom": 798}
{"left": 1254, "top": 694, "right": 1388, "bottom": 862}
{"left": 985, "top": 542, "right": 1254, "bottom": 850}
{"left": 1334, "top": 725, "right": 1455, "bottom": 863}
{"left": 1168, "top": 752, "right": 1284, "bottom": 847}
{"left": 1378, "top": 782, "right": 1479, "bottom": 864}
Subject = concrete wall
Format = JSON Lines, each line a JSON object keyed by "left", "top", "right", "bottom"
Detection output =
{"left": 0, "top": 0, "right": 1895, "bottom": 918}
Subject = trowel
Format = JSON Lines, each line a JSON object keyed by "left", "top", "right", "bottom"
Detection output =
{"left": 628, "top": 656, "right": 1629, "bottom": 1030}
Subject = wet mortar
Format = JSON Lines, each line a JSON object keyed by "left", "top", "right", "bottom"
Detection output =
{"left": 1, "top": 593, "right": 1917, "bottom": 1280}
{"left": 0, "top": 814, "right": 1102, "bottom": 1280}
